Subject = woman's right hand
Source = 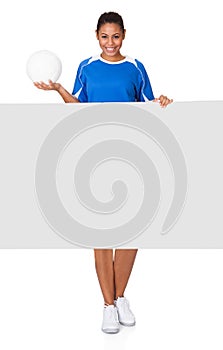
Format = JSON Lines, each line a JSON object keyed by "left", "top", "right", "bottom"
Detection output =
{"left": 33, "top": 80, "right": 79, "bottom": 103}
{"left": 33, "top": 79, "right": 61, "bottom": 91}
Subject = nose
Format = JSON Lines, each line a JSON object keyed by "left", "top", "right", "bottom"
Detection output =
{"left": 108, "top": 37, "right": 114, "bottom": 46}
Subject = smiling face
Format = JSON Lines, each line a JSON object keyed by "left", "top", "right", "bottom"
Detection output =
{"left": 96, "top": 23, "right": 126, "bottom": 62}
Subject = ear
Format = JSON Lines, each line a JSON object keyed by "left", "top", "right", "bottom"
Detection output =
{"left": 95, "top": 30, "right": 99, "bottom": 40}
{"left": 122, "top": 29, "right": 126, "bottom": 40}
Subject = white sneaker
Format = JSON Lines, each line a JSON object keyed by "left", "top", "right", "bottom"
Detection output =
{"left": 101, "top": 305, "right": 120, "bottom": 334}
{"left": 115, "top": 297, "right": 136, "bottom": 326}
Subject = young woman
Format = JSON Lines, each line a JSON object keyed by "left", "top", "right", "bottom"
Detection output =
{"left": 34, "top": 11, "right": 173, "bottom": 334}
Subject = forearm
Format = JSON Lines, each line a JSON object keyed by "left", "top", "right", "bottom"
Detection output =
{"left": 57, "top": 85, "right": 80, "bottom": 103}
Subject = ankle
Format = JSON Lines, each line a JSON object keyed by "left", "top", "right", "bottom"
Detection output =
{"left": 115, "top": 295, "right": 124, "bottom": 300}
{"left": 104, "top": 302, "right": 115, "bottom": 307}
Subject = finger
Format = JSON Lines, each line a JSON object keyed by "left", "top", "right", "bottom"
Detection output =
{"left": 164, "top": 98, "right": 173, "bottom": 106}
{"left": 34, "top": 82, "right": 43, "bottom": 89}
{"left": 160, "top": 96, "right": 167, "bottom": 107}
{"left": 40, "top": 81, "right": 51, "bottom": 89}
{"left": 158, "top": 95, "right": 165, "bottom": 107}
{"left": 35, "top": 82, "right": 49, "bottom": 90}
{"left": 48, "top": 80, "right": 55, "bottom": 88}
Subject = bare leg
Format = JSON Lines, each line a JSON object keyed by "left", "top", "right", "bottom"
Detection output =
{"left": 94, "top": 249, "right": 115, "bottom": 305}
{"left": 114, "top": 249, "right": 138, "bottom": 299}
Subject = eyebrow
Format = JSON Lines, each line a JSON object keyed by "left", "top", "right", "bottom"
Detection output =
{"left": 100, "top": 32, "right": 121, "bottom": 35}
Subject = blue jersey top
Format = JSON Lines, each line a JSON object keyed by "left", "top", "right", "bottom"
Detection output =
{"left": 72, "top": 55, "right": 155, "bottom": 103}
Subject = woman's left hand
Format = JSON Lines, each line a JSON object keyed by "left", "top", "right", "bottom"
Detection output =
{"left": 153, "top": 95, "right": 173, "bottom": 108}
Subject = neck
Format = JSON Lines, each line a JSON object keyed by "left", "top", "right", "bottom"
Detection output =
{"left": 100, "top": 53, "right": 125, "bottom": 62}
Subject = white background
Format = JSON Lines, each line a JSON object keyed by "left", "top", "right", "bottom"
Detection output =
{"left": 1, "top": 0, "right": 223, "bottom": 349}
{"left": 0, "top": 0, "right": 222, "bottom": 102}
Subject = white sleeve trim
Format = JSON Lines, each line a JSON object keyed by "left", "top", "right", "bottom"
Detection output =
{"left": 74, "top": 87, "right": 82, "bottom": 98}
{"left": 142, "top": 93, "right": 149, "bottom": 102}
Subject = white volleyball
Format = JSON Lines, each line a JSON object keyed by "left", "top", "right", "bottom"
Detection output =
{"left": 26, "top": 50, "right": 62, "bottom": 83}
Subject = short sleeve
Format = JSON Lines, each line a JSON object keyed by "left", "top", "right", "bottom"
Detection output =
{"left": 135, "top": 60, "right": 155, "bottom": 102}
{"left": 72, "top": 60, "right": 89, "bottom": 102}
